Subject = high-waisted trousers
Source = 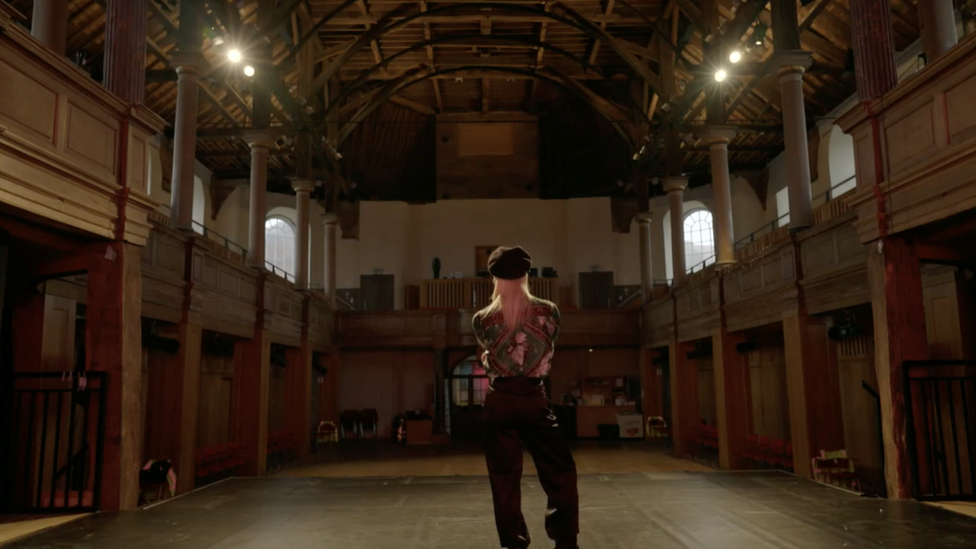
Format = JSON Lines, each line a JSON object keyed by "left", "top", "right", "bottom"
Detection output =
{"left": 484, "top": 376, "right": 578, "bottom": 549}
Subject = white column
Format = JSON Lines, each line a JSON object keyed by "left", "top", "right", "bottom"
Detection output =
{"left": 919, "top": 0, "right": 958, "bottom": 63}
{"left": 637, "top": 212, "right": 653, "bottom": 303}
{"left": 323, "top": 213, "right": 338, "bottom": 306}
{"left": 705, "top": 128, "right": 738, "bottom": 266}
{"left": 293, "top": 181, "right": 313, "bottom": 289}
{"left": 246, "top": 132, "right": 273, "bottom": 268}
{"left": 665, "top": 177, "right": 688, "bottom": 287}
{"left": 778, "top": 53, "right": 814, "bottom": 233}
{"left": 169, "top": 55, "right": 204, "bottom": 230}
{"left": 31, "top": 0, "right": 67, "bottom": 55}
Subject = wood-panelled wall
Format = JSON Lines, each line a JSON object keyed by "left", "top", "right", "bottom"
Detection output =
{"left": 268, "top": 363, "right": 286, "bottom": 433}
{"left": 837, "top": 334, "right": 884, "bottom": 493}
{"left": 197, "top": 352, "right": 234, "bottom": 449}
{"left": 339, "top": 351, "right": 435, "bottom": 438}
{"left": 696, "top": 358, "right": 716, "bottom": 427}
{"left": 748, "top": 347, "right": 791, "bottom": 439}
{"left": 548, "top": 347, "right": 640, "bottom": 403}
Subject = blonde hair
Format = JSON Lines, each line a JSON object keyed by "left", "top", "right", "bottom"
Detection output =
{"left": 484, "top": 275, "right": 533, "bottom": 330}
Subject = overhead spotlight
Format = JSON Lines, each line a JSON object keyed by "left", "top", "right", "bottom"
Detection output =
{"left": 243, "top": 65, "right": 255, "bottom": 77}
{"left": 227, "top": 48, "right": 242, "bottom": 63}
{"left": 715, "top": 69, "right": 727, "bottom": 82}
{"left": 729, "top": 50, "right": 742, "bottom": 64}
{"left": 753, "top": 23, "right": 767, "bottom": 46}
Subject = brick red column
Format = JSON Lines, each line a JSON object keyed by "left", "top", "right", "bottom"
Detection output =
{"left": 850, "top": 0, "right": 898, "bottom": 100}
{"left": 103, "top": 0, "right": 148, "bottom": 103}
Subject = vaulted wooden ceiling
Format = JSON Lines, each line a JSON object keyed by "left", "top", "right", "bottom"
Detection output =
{"left": 7, "top": 0, "right": 923, "bottom": 200}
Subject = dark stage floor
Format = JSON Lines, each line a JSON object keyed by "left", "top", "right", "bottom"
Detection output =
{"left": 7, "top": 471, "right": 976, "bottom": 548}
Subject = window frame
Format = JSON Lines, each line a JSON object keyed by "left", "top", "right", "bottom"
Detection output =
{"left": 264, "top": 215, "right": 297, "bottom": 277}
{"left": 682, "top": 208, "right": 716, "bottom": 274}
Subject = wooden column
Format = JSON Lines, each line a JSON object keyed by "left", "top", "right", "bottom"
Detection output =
{"left": 103, "top": 0, "right": 148, "bottom": 103}
{"left": 246, "top": 132, "right": 274, "bottom": 268}
{"left": 233, "top": 329, "right": 271, "bottom": 476}
{"left": 433, "top": 348, "right": 447, "bottom": 433}
{"left": 640, "top": 347, "right": 664, "bottom": 419}
{"left": 669, "top": 340, "right": 698, "bottom": 457}
{"left": 705, "top": 128, "right": 738, "bottom": 266}
{"left": 665, "top": 178, "right": 688, "bottom": 286}
{"left": 783, "top": 314, "right": 845, "bottom": 477}
{"left": 145, "top": 320, "right": 202, "bottom": 494}
{"left": 867, "top": 236, "right": 929, "bottom": 499}
{"left": 323, "top": 214, "right": 338, "bottom": 306}
{"left": 918, "top": 0, "right": 958, "bottom": 63}
{"left": 86, "top": 242, "right": 142, "bottom": 510}
{"left": 30, "top": 0, "right": 67, "bottom": 55}
{"left": 637, "top": 212, "right": 653, "bottom": 303}
{"left": 850, "top": 0, "right": 898, "bottom": 101}
{"left": 713, "top": 329, "right": 752, "bottom": 470}
{"left": 285, "top": 341, "right": 313, "bottom": 459}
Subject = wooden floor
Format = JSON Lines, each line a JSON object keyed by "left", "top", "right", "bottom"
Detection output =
{"left": 278, "top": 440, "right": 712, "bottom": 478}
{"left": 0, "top": 515, "right": 87, "bottom": 546}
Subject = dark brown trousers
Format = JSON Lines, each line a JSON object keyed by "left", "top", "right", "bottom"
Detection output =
{"left": 484, "top": 376, "right": 579, "bottom": 549}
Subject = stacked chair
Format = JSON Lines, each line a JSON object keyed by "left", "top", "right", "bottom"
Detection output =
{"left": 316, "top": 421, "right": 339, "bottom": 446}
{"left": 686, "top": 424, "right": 720, "bottom": 464}
{"left": 339, "top": 409, "right": 362, "bottom": 439}
{"left": 811, "top": 449, "right": 860, "bottom": 491}
{"left": 266, "top": 431, "right": 301, "bottom": 473}
{"left": 360, "top": 409, "right": 379, "bottom": 438}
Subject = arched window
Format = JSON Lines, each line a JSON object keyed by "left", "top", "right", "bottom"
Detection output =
{"left": 265, "top": 216, "right": 296, "bottom": 278}
{"left": 684, "top": 209, "right": 715, "bottom": 273}
{"left": 450, "top": 356, "right": 489, "bottom": 406}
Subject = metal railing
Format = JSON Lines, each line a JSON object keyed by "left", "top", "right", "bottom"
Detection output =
{"left": 904, "top": 359, "right": 976, "bottom": 501}
{"left": 688, "top": 254, "right": 716, "bottom": 274}
{"left": 265, "top": 261, "right": 295, "bottom": 283}
{"left": 191, "top": 221, "right": 248, "bottom": 257}
{"left": 2, "top": 372, "right": 107, "bottom": 513}
{"left": 733, "top": 175, "right": 857, "bottom": 252}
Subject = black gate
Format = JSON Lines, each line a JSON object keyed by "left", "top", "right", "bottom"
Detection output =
{"left": 904, "top": 360, "right": 976, "bottom": 501}
{"left": 1, "top": 372, "right": 107, "bottom": 513}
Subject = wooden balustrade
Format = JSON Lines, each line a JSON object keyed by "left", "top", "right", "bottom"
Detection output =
{"left": 812, "top": 192, "right": 852, "bottom": 227}
{"left": 0, "top": 5, "right": 163, "bottom": 245}
{"left": 419, "top": 277, "right": 559, "bottom": 309}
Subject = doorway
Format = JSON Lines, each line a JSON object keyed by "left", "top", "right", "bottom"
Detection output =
{"left": 447, "top": 356, "right": 489, "bottom": 440}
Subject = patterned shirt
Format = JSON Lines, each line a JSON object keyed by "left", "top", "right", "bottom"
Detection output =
{"left": 472, "top": 298, "right": 561, "bottom": 379}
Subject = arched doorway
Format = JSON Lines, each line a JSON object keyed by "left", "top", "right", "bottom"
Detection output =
{"left": 448, "top": 355, "right": 489, "bottom": 440}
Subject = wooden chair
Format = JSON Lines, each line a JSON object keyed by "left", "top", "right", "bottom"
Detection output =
{"left": 317, "top": 421, "right": 339, "bottom": 445}
{"left": 812, "top": 449, "right": 861, "bottom": 492}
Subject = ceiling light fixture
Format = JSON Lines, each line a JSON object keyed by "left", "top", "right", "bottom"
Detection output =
{"left": 729, "top": 50, "right": 742, "bottom": 64}
{"left": 228, "top": 48, "right": 242, "bottom": 63}
{"left": 715, "top": 69, "right": 727, "bottom": 82}
{"left": 243, "top": 65, "right": 255, "bottom": 77}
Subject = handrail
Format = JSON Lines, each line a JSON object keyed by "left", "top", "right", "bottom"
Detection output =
{"left": 733, "top": 175, "right": 857, "bottom": 250}
{"left": 688, "top": 254, "right": 716, "bottom": 274}
{"left": 265, "top": 261, "right": 295, "bottom": 283}
{"left": 191, "top": 221, "right": 248, "bottom": 256}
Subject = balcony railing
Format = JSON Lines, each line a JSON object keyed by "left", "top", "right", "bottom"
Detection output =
{"left": 192, "top": 221, "right": 248, "bottom": 258}
{"left": 420, "top": 277, "right": 559, "bottom": 309}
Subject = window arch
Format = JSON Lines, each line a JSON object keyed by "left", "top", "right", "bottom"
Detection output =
{"left": 265, "top": 216, "right": 296, "bottom": 278}
{"left": 684, "top": 209, "right": 715, "bottom": 273}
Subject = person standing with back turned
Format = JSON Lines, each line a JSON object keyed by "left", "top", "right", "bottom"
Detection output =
{"left": 472, "top": 246, "right": 579, "bottom": 549}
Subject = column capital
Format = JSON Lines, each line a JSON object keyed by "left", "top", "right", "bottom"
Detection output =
{"left": 663, "top": 176, "right": 688, "bottom": 193}
{"left": 702, "top": 127, "right": 738, "bottom": 147}
{"left": 322, "top": 213, "right": 339, "bottom": 225}
{"left": 775, "top": 50, "right": 813, "bottom": 77}
{"left": 170, "top": 51, "right": 208, "bottom": 72}
{"left": 636, "top": 211, "right": 653, "bottom": 224}
{"left": 244, "top": 131, "right": 275, "bottom": 150}
{"left": 292, "top": 179, "right": 314, "bottom": 194}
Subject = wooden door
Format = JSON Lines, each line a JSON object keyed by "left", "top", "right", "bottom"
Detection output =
{"left": 578, "top": 272, "right": 614, "bottom": 309}
{"left": 361, "top": 275, "right": 395, "bottom": 311}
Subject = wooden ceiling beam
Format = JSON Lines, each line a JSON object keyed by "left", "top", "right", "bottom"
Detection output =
{"left": 317, "top": 13, "right": 656, "bottom": 26}
{"left": 587, "top": 0, "right": 615, "bottom": 66}
{"left": 389, "top": 95, "right": 436, "bottom": 115}
{"left": 418, "top": 0, "right": 443, "bottom": 113}
{"left": 355, "top": 0, "right": 384, "bottom": 64}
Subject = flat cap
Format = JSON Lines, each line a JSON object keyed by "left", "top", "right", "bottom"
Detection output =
{"left": 487, "top": 246, "right": 532, "bottom": 280}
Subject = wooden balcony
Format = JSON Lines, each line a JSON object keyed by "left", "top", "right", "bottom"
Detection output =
{"left": 838, "top": 31, "right": 976, "bottom": 243}
{"left": 0, "top": 5, "right": 163, "bottom": 245}
{"left": 419, "top": 277, "right": 560, "bottom": 309}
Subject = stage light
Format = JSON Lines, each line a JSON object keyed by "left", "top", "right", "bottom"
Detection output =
{"left": 729, "top": 50, "right": 742, "bottom": 63}
{"left": 227, "top": 48, "right": 242, "bottom": 63}
{"left": 715, "top": 69, "right": 727, "bottom": 82}
{"left": 243, "top": 65, "right": 255, "bottom": 77}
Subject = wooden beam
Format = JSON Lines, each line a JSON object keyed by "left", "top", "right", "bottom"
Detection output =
{"left": 390, "top": 94, "right": 436, "bottom": 115}
{"left": 356, "top": 0, "right": 384, "bottom": 64}
{"left": 418, "top": 1, "right": 443, "bottom": 113}
{"left": 587, "top": 0, "right": 615, "bottom": 66}
{"left": 199, "top": 84, "right": 242, "bottom": 127}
